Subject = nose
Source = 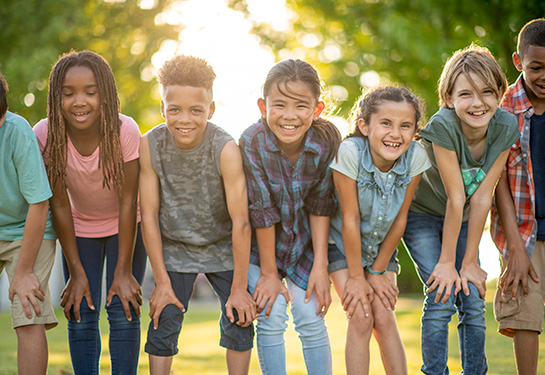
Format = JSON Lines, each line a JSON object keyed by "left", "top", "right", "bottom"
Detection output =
{"left": 472, "top": 94, "right": 484, "bottom": 107}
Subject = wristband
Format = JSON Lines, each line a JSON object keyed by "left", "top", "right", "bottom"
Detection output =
{"left": 367, "top": 267, "right": 386, "bottom": 275}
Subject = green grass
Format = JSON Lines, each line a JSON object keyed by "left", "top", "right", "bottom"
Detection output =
{"left": 1, "top": 289, "right": 544, "bottom": 374}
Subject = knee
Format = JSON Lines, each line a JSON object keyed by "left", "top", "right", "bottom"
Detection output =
{"left": 348, "top": 307, "right": 374, "bottom": 337}
{"left": 372, "top": 308, "right": 396, "bottom": 334}
{"left": 256, "top": 299, "right": 289, "bottom": 336}
{"left": 423, "top": 294, "right": 456, "bottom": 321}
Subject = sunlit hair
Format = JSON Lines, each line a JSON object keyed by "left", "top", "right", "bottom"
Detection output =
{"left": 517, "top": 18, "right": 545, "bottom": 58}
{"left": 438, "top": 44, "right": 507, "bottom": 108}
{"left": 347, "top": 86, "right": 422, "bottom": 139}
{"left": 262, "top": 59, "right": 341, "bottom": 163}
{"left": 46, "top": 50, "right": 124, "bottom": 191}
{"left": 0, "top": 71, "right": 8, "bottom": 117}
{"left": 158, "top": 55, "right": 216, "bottom": 95}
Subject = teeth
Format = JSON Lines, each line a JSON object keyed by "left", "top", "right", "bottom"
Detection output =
{"left": 75, "top": 112, "right": 88, "bottom": 116}
{"left": 281, "top": 125, "right": 296, "bottom": 131}
{"left": 384, "top": 141, "right": 400, "bottom": 148}
{"left": 178, "top": 128, "right": 192, "bottom": 133}
{"left": 470, "top": 111, "right": 485, "bottom": 116}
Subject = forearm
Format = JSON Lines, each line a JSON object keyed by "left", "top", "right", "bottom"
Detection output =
{"left": 373, "top": 216, "right": 406, "bottom": 272}
{"left": 141, "top": 214, "right": 170, "bottom": 285}
{"left": 255, "top": 225, "right": 278, "bottom": 276}
{"left": 495, "top": 172, "right": 526, "bottom": 255}
{"left": 51, "top": 199, "right": 84, "bottom": 274}
{"left": 464, "top": 195, "right": 493, "bottom": 263}
{"left": 15, "top": 201, "right": 49, "bottom": 274}
{"left": 309, "top": 214, "right": 329, "bottom": 269}
{"left": 115, "top": 199, "right": 138, "bottom": 273}
{"left": 231, "top": 219, "right": 252, "bottom": 290}
{"left": 441, "top": 198, "right": 464, "bottom": 263}
{"left": 342, "top": 217, "right": 365, "bottom": 278}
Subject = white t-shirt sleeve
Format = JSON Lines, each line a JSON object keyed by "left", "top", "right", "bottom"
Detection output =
{"left": 330, "top": 140, "right": 359, "bottom": 180}
{"left": 409, "top": 141, "right": 431, "bottom": 178}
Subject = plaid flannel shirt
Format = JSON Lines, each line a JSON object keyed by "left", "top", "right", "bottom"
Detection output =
{"left": 239, "top": 121, "right": 337, "bottom": 290}
{"left": 490, "top": 75, "right": 538, "bottom": 258}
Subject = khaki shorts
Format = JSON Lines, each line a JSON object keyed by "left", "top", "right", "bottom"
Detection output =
{"left": 494, "top": 240, "right": 545, "bottom": 337}
{"left": 0, "top": 239, "right": 58, "bottom": 330}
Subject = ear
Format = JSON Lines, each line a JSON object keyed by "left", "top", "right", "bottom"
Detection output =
{"left": 257, "top": 98, "right": 267, "bottom": 118}
{"left": 207, "top": 101, "right": 215, "bottom": 120}
{"left": 314, "top": 101, "right": 325, "bottom": 119}
{"left": 357, "top": 118, "right": 368, "bottom": 137}
{"left": 160, "top": 100, "right": 166, "bottom": 119}
{"left": 445, "top": 94, "right": 454, "bottom": 109}
{"left": 512, "top": 52, "right": 523, "bottom": 72}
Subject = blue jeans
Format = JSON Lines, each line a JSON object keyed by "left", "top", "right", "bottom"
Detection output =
{"left": 61, "top": 226, "right": 147, "bottom": 375}
{"left": 403, "top": 212, "right": 487, "bottom": 375}
{"left": 247, "top": 264, "right": 332, "bottom": 375}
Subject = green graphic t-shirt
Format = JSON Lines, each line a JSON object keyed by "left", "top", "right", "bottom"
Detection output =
{"left": 410, "top": 107, "right": 520, "bottom": 220}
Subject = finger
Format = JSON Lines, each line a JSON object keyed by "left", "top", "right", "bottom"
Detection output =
{"left": 8, "top": 288, "right": 14, "bottom": 302}
{"left": 322, "top": 294, "right": 332, "bottom": 316}
{"left": 226, "top": 305, "right": 235, "bottom": 323}
{"left": 85, "top": 294, "right": 95, "bottom": 311}
{"left": 461, "top": 278, "right": 470, "bottom": 296}
{"left": 305, "top": 285, "right": 313, "bottom": 304}
{"left": 131, "top": 298, "right": 141, "bottom": 318}
{"left": 477, "top": 281, "right": 487, "bottom": 299}
{"left": 36, "top": 285, "right": 45, "bottom": 301}
{"left": 175, "top": 300, "right": 186, "bottom": 313}
{"left": 433, "top": 283, "right": 444, "bottom": 303}
{"left": 425, "top": 274, "right": 435, "bottom": 286}
{"left": 29, "top": 295, "right": 42, "bottom": 318}
{"left": 454, "top": 278, "right": 462, "bottom": 297}
{"left": 529, "top": 266, "right": 540, "bottom": 284}
{"left": 73, "top": 303, "right": 81, "bottom": 323}
{"left": 281, "top": 288, "right": 290, "bottom": 303}
{"left": 426, "top": 279, "right": 438, "bottom": 293}
{"left": 106, "top": 290, "right": 113, "bottom": 307}
{"left": 121, "top": 299, "right": 132, "bottom": 321}
{"left": 264, "top": 296, "right": 277, "bottom": 319}
{"left": 21, "top": 297, "right": 33, "bottom": 319}
{"left": 64, "top": 304, "right": 71, "bottom": 321}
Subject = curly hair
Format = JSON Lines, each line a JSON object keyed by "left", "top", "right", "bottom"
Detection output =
{"left": 517, "top": 18, "right": 545, "bottom": 58}
{"left": 158, "top": 55, "right": 216, "bottom": 94}
{"left": 46, "top": 50, "right": 124, "bottom": 192}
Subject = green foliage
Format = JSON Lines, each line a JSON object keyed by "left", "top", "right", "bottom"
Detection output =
{"left": 231, "top": 0, "right": 545, "bottom": 120}
{"left": 0, "top": 0, "right": 179, "bottom": 127}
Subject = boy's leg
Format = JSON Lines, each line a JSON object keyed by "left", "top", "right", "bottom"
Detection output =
{"left": 288, "top": 277, "right": 332, "bottom": 375}
{"left": 62, "top": 237, "right": 106, "bottom": 375}
{"left": 205, "top": 270, "right": 254, "bottom": 375}
{"left": 104, "top": 227, "right": 147, "bottom": 375}
{"left": 494, "top": 241, "right": 545, "bottom": 375}
{"left": 15, "top": 324, "right": 48, "bottom": 375}
{"left": 145, "top": 272, "right": 197, "bottom": 375}
{"left": 403, "top": 211, "right": 455, "bottom": 375}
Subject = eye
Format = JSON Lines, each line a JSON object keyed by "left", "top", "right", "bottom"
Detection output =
{"left": 381, "top": 120, "right": 391, "bottom": 127}
{"left": 482, "top": 89, "right": 494, "bottom": 95}
{"left": 87, "top": 91, "right": 98, "bottom": 96}
{"left": 273, "top": 103, "right": 285, "bottom": 108}
{"left": 459, "top": 92, "right": 471, "bottom": 97}
{"left": 191, "top": 108, "right": 203, "bottom": 114}
{"left": 62, "top": 92, "right": 73, "bottom": 97}
{"left": 168, "top": 108, "right": 179, "bottom": 113}
{"left": 401, "top": 123, "right": 413, "bottom": 129}
{"left": 531, "top": 66, "right": 542, "bottom": 71}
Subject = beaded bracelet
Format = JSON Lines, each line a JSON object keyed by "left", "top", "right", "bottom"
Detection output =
{"left": 367, "top": 267, "right": 387, "bottom": 275}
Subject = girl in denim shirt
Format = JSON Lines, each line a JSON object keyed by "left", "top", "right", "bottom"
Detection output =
{"left": 329, "top": 86, "right": 431, "bottom": 375}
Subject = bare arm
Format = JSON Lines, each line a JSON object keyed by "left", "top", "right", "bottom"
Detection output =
{"left": 368, "top": 173, "right": 423, "bottom": 310}
{"left": 459, "top": 149, "right": 510, "bottom": 298}
{"left": 494, "top": 170, "right": 538, "bottom": 298}
{"left": 220, "top": 141, "right": 257, "bottom": 327}
{"left": 9, "top": 200, "right": 49, "bottom": 319}
{"left": 106, "top": 158, "right": 143, "bottom": 320}
{"left": 306, "top": 213, "right": 332, "bottom": 317}
{"left": 333, "top": 170, "right": 373, "bottom": 319}
{"left": 50, "top": 182, "right": 94, "bottom": 322}
{"left": 429, "top": 144, "right": 464, "bottom": 303}
{"left": 139, "top": 135, "right": 184, "bottom": 330}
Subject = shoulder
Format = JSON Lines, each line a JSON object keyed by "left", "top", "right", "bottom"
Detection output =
{"left": 240, "top": 121, "right": 265, "bottom": 140}
{"left": 209, "top": 122, "right": 234, "bottom": 145}
{"left": 4, "top": 112, "right": 36, "bottom": 142}
{"left": 119, "top": 113, "right": 140, "bottom": 132}
{"left": 419, "top": 108, "right": 459, "bottom": 149}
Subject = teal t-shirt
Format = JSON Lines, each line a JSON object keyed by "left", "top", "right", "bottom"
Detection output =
{"left": 0, "top": 111, "right": 56, "bottom": 241}
{"left": 410, "top": 107, "right": 519, "bottom": 220}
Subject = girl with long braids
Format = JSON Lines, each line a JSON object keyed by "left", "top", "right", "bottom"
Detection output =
{"left": 34, "top": 51, "right": 146, "bottom": 375}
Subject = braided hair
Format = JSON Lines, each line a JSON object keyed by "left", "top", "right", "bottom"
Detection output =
{"left": 46, "top": 51, "right": 124, "bottom": 192}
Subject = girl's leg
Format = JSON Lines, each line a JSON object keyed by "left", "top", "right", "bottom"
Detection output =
{"left": 330, "top": 269, "right": 373, "bottom": 375}
{"left": 454, "top": 223, "right": 487, "bottom": 375}
{"left": 247, "top": 264, "right": 289, "bottom": 375}
{"left": 403, "top": 212, "right": 455, "bottom": 375}
{"left": 288, "top": 278, "right": 332, "bottom": 375}
{"left": 62, "top": 237, "right": 106, "bottom": 375}
{"left": 105, "top": 227, "right": 147, "bottom": 375}
{"left": 371, "top": 272, "right": 407, "bottom": 375}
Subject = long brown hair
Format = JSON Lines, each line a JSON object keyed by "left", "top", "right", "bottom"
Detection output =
{"left": 46, "top": 51, "right": 124, "bottom": 191}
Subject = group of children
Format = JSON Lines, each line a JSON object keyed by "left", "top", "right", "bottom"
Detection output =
{"left": 0, "top": 17, "right": 543, "bottom": 375}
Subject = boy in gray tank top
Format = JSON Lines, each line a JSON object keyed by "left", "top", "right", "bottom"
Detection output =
{"left": 139, "top": 55, "right": 256, "bottom": 375}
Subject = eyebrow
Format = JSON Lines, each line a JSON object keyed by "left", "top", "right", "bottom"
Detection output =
{"left": 61, "top": 84, "right": 98, "bottom": 89}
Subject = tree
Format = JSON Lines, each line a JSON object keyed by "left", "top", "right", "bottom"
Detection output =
{"left": 230, "top": 0, "right": 544, "bottom": 120}
{"left": 0, "top": 0, "right": 180, "bottom": 128}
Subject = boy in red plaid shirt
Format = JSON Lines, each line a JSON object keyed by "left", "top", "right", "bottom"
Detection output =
{"left": 490, "top": 18, "right": 545, "bottom": 375}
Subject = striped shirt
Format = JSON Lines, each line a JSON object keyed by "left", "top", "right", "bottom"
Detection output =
{"left": 239, "top": 121, "right": 337, "bottom": 290}
{"left": 490, "top": 75, "right": 538, "bottom": 257}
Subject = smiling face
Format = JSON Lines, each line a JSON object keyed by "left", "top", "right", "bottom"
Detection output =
{"left": 514, "top": 45, "right": 545, "bottom": 111}
{"left": 61, "top": 65, "right": 101, "bottom": 135}
{"left": 258, "top": 80, "right": 324, "bottom": 156}
{"left": 446, "top": 72, "right": 500, "bottom": 133}
{"left": 161, "top": 85, "right": 215, "bottom": 150}
{"left": 359, "top": 100, "right": 417, "bottom": 172}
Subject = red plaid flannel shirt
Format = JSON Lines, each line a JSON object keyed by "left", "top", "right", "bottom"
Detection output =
{"left": 490, "top": 76, "right": 538, "bottom": 257}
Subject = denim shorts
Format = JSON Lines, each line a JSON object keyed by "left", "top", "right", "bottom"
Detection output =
{"left": 145, "top": 270, "right": 254, "bottom": 356}
{"left": 327, "top": 243, "right": 399, "bottom": 274}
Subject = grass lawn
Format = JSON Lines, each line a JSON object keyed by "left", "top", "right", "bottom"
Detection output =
{"left": 1, "top": 286, "right": 544, "bottom": 374}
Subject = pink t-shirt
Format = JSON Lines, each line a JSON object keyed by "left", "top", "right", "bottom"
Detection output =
{"left": 34, "top": 114, "right": 141, "bottom": 238}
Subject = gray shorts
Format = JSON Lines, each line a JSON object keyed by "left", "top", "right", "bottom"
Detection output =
{"left": 145, "top": 270, "right": 254, "bottom": 356}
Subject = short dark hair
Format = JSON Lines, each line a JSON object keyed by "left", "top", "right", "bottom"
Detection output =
{"left": 517, "top": 18, "right": 545, "bottom": 58}
{"left": 158, "top": 55, "right": 216, "bottom": 93}
{"left": 0, "top": 71, "right": 8, "bottom": 117}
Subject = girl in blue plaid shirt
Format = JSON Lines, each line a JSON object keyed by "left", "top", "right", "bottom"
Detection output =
{"left": 239, "top": 59, "right": 340, "bottom": 375}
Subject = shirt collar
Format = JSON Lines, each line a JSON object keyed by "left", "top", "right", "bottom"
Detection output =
{"left": 511, "top": 75, "right": 534, "bottom": 115}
